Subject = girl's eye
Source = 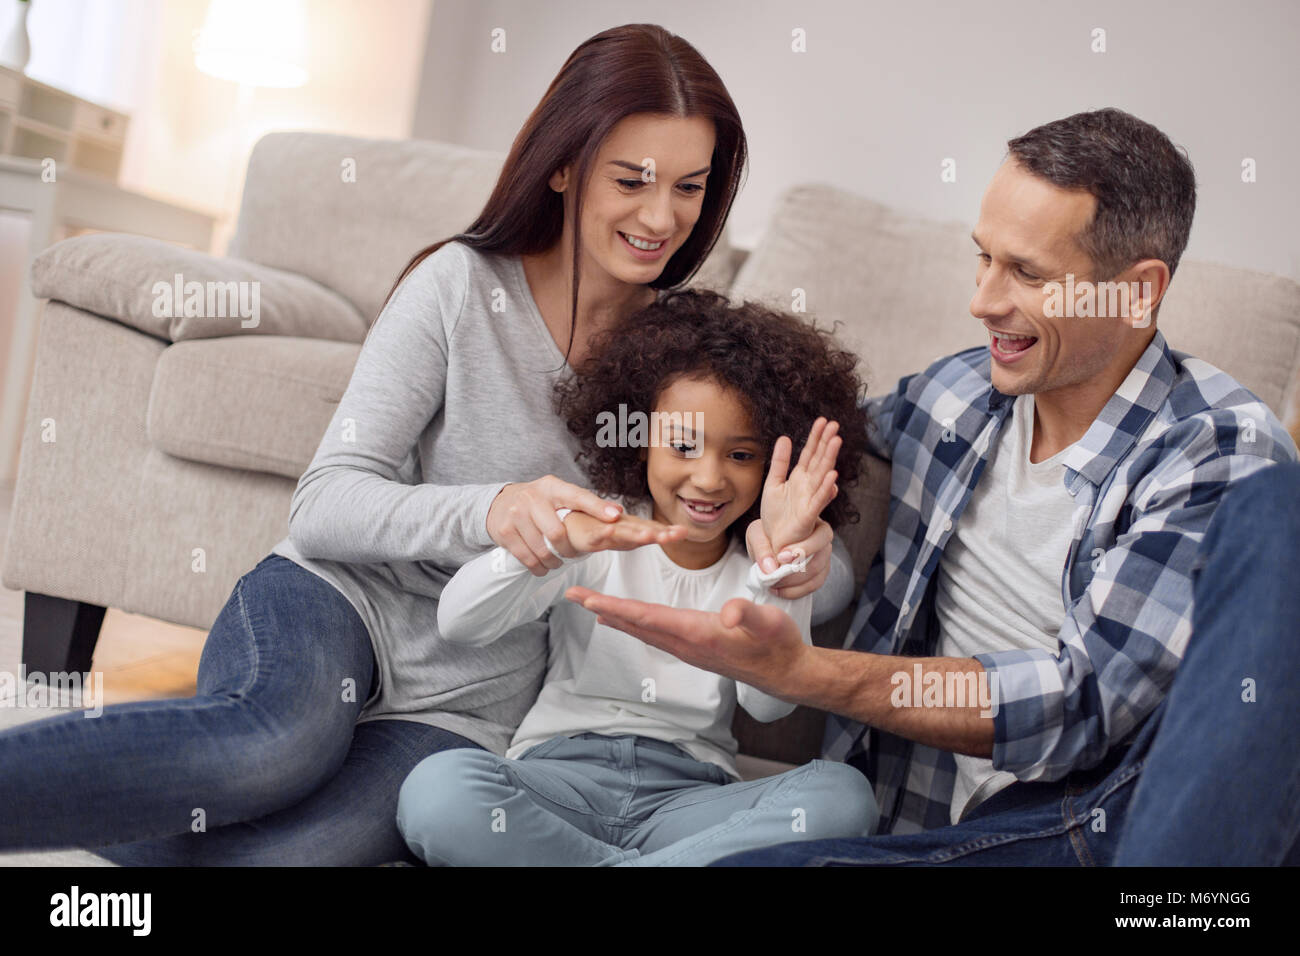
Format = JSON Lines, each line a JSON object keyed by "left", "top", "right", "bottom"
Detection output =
{"left": 670, "top": 441, "right": 696, "bottom": 454}
{"left": 730, "top": 451, "right": 756, "bottom": 462}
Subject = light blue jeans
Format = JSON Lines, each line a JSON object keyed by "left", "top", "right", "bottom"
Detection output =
{"left": 397, "top": 731, "right": 878, "bottom": 866}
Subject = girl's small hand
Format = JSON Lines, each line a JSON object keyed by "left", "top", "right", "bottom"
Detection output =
{"left": 487, "top": 476, "right": 624, "bottom": 575}
{"left": 759, "top": 417, "right": 841, "bottom": 554}
{"left": 746, "top": 517, "right": 834, "bottom": 599}
{"left": 564, "top": 511, "right": 688, "bottom": 555}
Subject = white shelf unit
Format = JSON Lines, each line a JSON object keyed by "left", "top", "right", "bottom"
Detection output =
{"left": 0, "top": 64, "right": 129, "bottom": 181}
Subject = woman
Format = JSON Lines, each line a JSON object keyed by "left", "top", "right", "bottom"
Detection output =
{"left": 0, "top": 23, "right": 838, "bottom": 865}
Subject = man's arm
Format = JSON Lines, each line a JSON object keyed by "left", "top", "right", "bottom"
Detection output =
{"left": 566, "top": 587, "right": 994, "bottom": 756}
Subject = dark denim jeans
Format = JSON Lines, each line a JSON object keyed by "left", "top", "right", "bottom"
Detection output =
{"left": 0, "top": 554, "right": 483, "bottom": 865}
{"left": 714, "top": 462, "right": 1300, "bottom": 866}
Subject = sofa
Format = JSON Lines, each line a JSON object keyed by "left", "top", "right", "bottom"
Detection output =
{"left": 5, "top": 131, "right": 1300, "bottom": 793}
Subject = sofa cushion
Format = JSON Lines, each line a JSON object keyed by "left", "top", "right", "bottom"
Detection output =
{"left": 731, "top": 184, "right": 1300, "bottom": 431}
{"left": 148, "top": 335, "right": 359, "bottom": 478}
{"left": 29, "top": 233, "right": 368, "bottom": 344}
{"left": 1155, "top": 259, "right": 1300, "bottom": 430}
{"left": 729, "top": 184, "right": 981, "bottom": 400}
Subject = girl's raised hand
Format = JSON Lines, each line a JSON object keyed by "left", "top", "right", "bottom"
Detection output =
{"left": 759, "top": 417, "right": 841, "bottom": 556}
{"left": 564, "top": 511, "right": 688, "bottom": 556}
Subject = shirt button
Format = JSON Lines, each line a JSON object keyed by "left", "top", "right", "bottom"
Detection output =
{"left": 899, "top": 601, "right": 910, "bottom": 617}
{"left": 943, "top": 518, "right": 953, "bottom": 532}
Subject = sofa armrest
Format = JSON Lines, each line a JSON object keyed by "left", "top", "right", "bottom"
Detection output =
{"left": 28, "top": 233, "right": 368, "bottom": 344}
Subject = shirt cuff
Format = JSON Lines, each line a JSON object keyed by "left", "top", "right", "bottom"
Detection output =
{"left": 746, "top": 550, "right": 810, "bottom": 594}
{"left": 972, "top": 647, "right": 1069, "bottom": 779}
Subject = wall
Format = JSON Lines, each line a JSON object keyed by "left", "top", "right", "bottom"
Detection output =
{"left": 412, "top": 0, "right": 1300, "bottom": 281}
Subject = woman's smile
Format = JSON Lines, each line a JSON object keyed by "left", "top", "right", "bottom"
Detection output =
{"left": 619, "top": 231, "right": 670, "bottom": 260}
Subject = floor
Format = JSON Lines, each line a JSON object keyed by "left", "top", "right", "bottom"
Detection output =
{"left": 0, "top": 476, "right": 208, "bottom": 866}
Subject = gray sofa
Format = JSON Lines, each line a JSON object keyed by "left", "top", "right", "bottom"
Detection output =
{"left": 5, "top": 131, "right": 1300, "bottom": 785}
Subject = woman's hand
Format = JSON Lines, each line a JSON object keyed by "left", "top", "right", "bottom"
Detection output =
{"left": 564, "top": 511, "right": 688, "bottom": 555}
{"left": 759, "top": 417, "right": 841, "bottom": 557}
{"left": 486, "top": 476, "right": 624, "bottom": 575}
{"left": 746, "top": 517, "right": 834, "bottom": 599}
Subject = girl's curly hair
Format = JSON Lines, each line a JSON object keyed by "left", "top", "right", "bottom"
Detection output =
{"left": 553, "top": 289, "right": 870, "bottom": 539}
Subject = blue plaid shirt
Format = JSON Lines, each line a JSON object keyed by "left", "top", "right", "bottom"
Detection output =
{"left": 823, "top": 330, "right": 1298, "bottom": 834}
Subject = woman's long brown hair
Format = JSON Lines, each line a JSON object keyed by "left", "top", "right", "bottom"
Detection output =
{"left": 378, "top": 23, "right": 748, "bottom": 363}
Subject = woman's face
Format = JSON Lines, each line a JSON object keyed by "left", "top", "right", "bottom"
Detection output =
{"left": 553, "top": 113, "right": 716, "bottom": 287}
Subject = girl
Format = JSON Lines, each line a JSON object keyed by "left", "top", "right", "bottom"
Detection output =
{"left": 1, "top": 25, "right": 852, "bottom": 866}
{"left": 396, "top": 290, "right": 877, "bottom": 866}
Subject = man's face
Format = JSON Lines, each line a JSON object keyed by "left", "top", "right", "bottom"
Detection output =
{"left": 970, "top": 159, "right": 1140, "bottom": 398}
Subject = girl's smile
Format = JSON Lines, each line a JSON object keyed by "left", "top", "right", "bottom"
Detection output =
{"left": 643, "top": 374, "right": 765, "bottom": 570}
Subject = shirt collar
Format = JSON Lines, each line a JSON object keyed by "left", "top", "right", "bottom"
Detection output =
{"left": 1057, "top": 329, "right": 1177, "bottom": 487}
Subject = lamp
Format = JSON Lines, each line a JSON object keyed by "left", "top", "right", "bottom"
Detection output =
{"left": 192, "top": 0, "right": 308, "bottom": 247}
{"left": 193, "top": 0, "right": 309, "bottom": 89}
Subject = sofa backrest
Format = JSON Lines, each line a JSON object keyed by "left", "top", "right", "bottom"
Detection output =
{"left": 729, "top": 184, "right": 1300, "bottom": 432}
{"left": 228, "top": 132, "right": 508, "bottom": 325}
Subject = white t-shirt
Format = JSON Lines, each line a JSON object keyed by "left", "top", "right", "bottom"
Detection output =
{"left": 435, "top": 506, "right": 816, "bottom": 781}
{"left": 935, "top": 393, "right": 1076, "bottom": 823}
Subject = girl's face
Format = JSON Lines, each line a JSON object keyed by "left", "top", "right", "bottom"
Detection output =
{"left": 643, "top": 375, "right": 766, "bottom": 569}
{"left": 553, "top": 112, "right": 715, "bottom": 288}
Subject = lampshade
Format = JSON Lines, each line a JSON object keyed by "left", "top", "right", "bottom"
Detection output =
{"left": 194, "top": 0, "right": 309, "bottom": 88}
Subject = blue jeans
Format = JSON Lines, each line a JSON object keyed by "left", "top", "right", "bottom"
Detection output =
{"left": 714, "top": 461, "right": 1300, "bottom": 866}
{"left": 396, "top": 731, "right": 878, "bottom": 866}
{"left": 0, "top": 554, "right": 483, "bottom": 865}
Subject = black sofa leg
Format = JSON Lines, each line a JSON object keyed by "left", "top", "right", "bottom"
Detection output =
{"left": 21, "top": 592, "right": 106, "bottom": 675}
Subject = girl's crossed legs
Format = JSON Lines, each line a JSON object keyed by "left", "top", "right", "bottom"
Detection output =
{"left": 397, "top": 731, "right": 878, "bottom": 866}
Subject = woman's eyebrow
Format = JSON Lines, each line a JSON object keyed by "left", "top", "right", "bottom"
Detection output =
{"left": 608, "top": 160, "right": 711, "bottom": 178}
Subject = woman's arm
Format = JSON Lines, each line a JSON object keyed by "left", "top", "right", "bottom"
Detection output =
{"left": 736, "top": 416, "right": 842, "bottom": 720}
{"left": 735, "top": 565, "right": 813, "bottom": 722}
{"left": 287, "top": 244, "right": 497, "bottom": 567}
{"left": 811, "top": 532, "right": 855, "bottom": 625}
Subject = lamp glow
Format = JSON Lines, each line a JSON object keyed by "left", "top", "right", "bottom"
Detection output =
{"left": 193, "top": 0, "right": 309, "bottom": 88}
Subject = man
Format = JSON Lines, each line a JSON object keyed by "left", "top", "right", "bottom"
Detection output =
{"left": 567, "top": 108, "right": 1300, "bottom": 865}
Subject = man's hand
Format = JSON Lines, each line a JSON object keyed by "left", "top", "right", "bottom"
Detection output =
{"left": 565, "top": 587, "right": 808, "bottom": 696}
{"left": 563, "top": 511, "right": 688, "bottom": 555}
{"left": 566, "top": 586, "right": 996, "bottom": 757}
